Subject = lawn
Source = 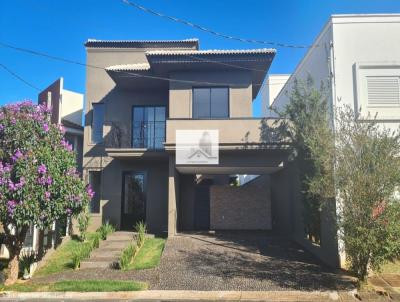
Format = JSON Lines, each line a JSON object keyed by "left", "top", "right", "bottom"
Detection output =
{"left": 4, "top": 280, "right": 147, "bottom": 292}
{"left": 34, "top": 233, "right": 97, "bottom": 277}
{"left": 379, "top": 260, "right": 400, "bottom": 274}
{"left": 130, "top": 238, "right": 165, "bottom": 270}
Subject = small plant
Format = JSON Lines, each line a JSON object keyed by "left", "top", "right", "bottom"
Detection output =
{"left": 97, "top": 222, "right": 115, "bottom": 240}
{"left": 135, "top": 221, "right": 146, "bottom": 248}
{"left": 71, "top": 242, "right": 93, "bottom": 270}
{"left": 119, "top": 243, "right": 137, "bottom": 270}
{"left": 91, "top": 232, "right": 101, "bottom": 249}
{"left": 19, "top": 250, "right": 36, "bottom": 279}
{"left": 77, "top": 207, "right": 90, "bottom": 242}
{"left": 71, "top": 249, "right": 82, "bottom": 270}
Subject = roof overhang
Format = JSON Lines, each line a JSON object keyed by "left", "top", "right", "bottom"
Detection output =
{"left": 106, "top": 48, "right": 276, "bottom": 98}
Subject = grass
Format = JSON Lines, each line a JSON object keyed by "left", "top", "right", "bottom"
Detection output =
{"left": 34, "top": 233, "right": 98, "bottom": 277}
{"left": 379, "top": 260, "right": 400, "bottom": 274}
{"left": 130, "top": 238, "right": 165, "bottom": 270}
{"left": 4, "top": 280, "right": 147, "bottom": 292}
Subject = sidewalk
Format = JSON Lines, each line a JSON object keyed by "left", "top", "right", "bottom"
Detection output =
{"left": 0, "top": 290, "right": 359, "bottom": 302}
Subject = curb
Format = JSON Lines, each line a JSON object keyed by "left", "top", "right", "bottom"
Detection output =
{"left": 0, "top": 290, "right": 346, "bottom": 301}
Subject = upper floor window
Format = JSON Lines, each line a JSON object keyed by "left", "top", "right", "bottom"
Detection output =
{"left": 132, "top": 106, "right": 166, "bottom": 150}
{"left": 193, "top": 87, "right": 229, "bottom": 118}
{"left": 91, "top": 103, "right": 104, "bottom": 144}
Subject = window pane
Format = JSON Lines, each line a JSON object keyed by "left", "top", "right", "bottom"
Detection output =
{"left": 89, "top": 171, "right": 101, "bottom": 213}
{"left": 91, "top": 104, "right": 104, "bottom": 144}
{"left": 193, "top": 88, "right": 211, "bottom": 118}
{"left": 133, "top": 107, "right": 144, "bottom": 122}
{"left": 211, "top": 88, "right": 229, "bottom": 118}
{"left": 155, "top": 107, "right": 166, "bottom": 121}
{"left": 144, "top": 107, "right": 155, "bottom": 122}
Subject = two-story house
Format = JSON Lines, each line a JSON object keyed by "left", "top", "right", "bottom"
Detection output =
{"left": 83, "top": 38, "right": 291, "bottom": 237}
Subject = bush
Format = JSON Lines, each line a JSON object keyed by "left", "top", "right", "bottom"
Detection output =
{"left": 77, "top": 207, "right": 90, "bottom": 242}
{"left": 71, "top": 242, "right": 93, "bottom": 270}
{"left": 19, "top": 250, "right": 36, "bottom": 277}
{"left": 91, "top": 232, "right": 101, "bottom": 249}
{"left": 135, "top": 221, "right": 146, "bottom": 248}
{"left": 97, "top": 222, "right": 115, "bottom": 240}
{"left": 119, "top": 243, "right": 137, "bottom": 271}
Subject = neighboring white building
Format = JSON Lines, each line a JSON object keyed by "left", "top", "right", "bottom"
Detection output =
{"left": 273, "top": 14, "right": 400, "bottom": 129}
{"left": 261, "top": 74, "right": 290, "bottom": 117}
{"left": 271, "top": 14, "right": 400, "bottom": 268}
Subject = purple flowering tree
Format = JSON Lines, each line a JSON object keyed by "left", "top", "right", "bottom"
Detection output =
{"left": 0, "top": 101, "right": 93, "bottom": 285}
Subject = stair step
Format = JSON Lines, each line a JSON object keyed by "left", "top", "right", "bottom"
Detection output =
{"left": 80, "top": 261, "right": 114, "bottom": 269}
{"left": 90, "top": 251, "right": 121, "bottom": 258}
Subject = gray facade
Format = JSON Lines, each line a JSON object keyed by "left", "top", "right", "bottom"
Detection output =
{"left": 83, "top": 38, "right": 339, "bottom": 267}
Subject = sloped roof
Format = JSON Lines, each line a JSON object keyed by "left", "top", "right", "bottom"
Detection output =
{"left": 84, "top": 38, "right": 199, "bottom": 49}
{"left": 105, "top": 63, "right": 151, "bottom": 71}
{"left": 146, "top": 48, "right": 276, "bottom": 56}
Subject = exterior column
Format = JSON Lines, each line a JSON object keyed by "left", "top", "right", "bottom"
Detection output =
{"left": 168, "top": 155, "right": 178, "bottom": 237}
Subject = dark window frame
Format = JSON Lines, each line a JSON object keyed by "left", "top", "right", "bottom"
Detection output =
{"left": 131, "top": 105, "right": 166, "bottom": 150}
{"left": 91, "top": 103, "right": 104, "bottom": 144}
{"left": 192, "top": 87, "right": 230, "bottom": 119}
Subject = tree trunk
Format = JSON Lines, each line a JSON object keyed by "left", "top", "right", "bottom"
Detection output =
{"left": 4, "top": 226, "right": 29, "bottom": 285}
{"left": 4, "top": 253, "right": 20, "bottom": 285}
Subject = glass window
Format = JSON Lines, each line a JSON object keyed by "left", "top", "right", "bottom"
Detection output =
{"left": 91, "top": 103, "right": 104, "bottom": 144}
{"left": 89, "top": 171, "right": 101, "bottom": 213}
{"left": 132, "top": 106, "right": 166, "bottom": 150}
{"left": 211, "top": 87, "right": 229, "bottom": 118}
{"left": 193, "top": 87, "right": 229, "bottom": 118}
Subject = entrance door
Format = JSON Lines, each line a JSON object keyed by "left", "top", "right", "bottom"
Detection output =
{"left": 194, "top": 179, "right": 213, "bottom": 230}
{"left": 121, "top": 172, "right": 146, "bottom": 230}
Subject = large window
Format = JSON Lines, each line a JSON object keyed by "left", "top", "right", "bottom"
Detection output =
{"left": 132, "top": 106, "right": 166, "bottom": 150}
{"left": 193, "top": 87, "right": 229, "bottom": 118}
{"left": 89, "top": 171, "right": 101, "bottom": 213}
{"left": 91, "top": 103, "right": 104, "bottom": 144}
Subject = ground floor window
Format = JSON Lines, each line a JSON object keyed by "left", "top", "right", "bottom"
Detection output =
{"left": 88, "top": 171, "right": 101, "bottom": 213}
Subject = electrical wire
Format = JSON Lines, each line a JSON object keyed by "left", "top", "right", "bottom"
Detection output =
{"left": 0, "top": 62, "right": 41, "bottom": 91}
{"left": 0, "top": 41, "right": 286, "bottom": 87}
{"left": 122, "top": 0, "right": 315, "bottom": 49}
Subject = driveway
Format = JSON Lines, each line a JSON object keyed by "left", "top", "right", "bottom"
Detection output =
{"left": 154, "top": 232, "right": 354, "bottom": 291}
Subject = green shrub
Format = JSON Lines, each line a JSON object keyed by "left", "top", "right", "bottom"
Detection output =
{"left": 19, "top": 250, "right": 36, "bottom": 276}
{"left": 77, "top": 207, "right": 90, "bottom": 242}
{"left": 71, "top": 242, "right": 93, "bottom": 270}
{"left": 97, "top": 222, "right": 115, "bottom": 240}
{"left": 119, "top": 243, "right": 137, "bottom": 270}
{"left": 71, "top": 250, "right": 81, "bottom": 270}
{"left": 91, "top": 232, "right": 101, "bottom": 249}
{"left": 135, "top": 221, "right": 146, "bottom": 248}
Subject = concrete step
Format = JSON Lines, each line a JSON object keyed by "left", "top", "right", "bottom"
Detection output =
{"left": 99, "top": 240, "right": 132, "bottom": 249}
{"left": 89, "top": 251, "right": 121, "bottom": 259}
{"left": 80, "top": 260, "right": 114, "bottom": 269}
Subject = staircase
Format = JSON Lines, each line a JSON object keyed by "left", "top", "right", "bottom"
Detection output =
{"left": 80, "top": 231, "right": 134, "bottom": 269}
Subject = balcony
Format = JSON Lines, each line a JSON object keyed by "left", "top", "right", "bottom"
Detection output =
{"left": 165, "top": 118, "right": 285, "bottom": 151}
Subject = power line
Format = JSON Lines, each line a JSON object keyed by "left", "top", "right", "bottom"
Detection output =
{"left": 0, "top": 41, "right": 289, "bottom": 87}
{"left": 122, "top": 0, "right": 315, "bottom": 49}
{"left": 0, "top": 63, "right": 41, "bottom": 91}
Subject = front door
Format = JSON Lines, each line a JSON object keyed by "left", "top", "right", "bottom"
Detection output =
{"left": 121, "top": 172, "right": 146, "bottom": 230}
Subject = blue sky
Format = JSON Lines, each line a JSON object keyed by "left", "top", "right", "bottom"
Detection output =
{"left": 0, "top": 0, "right": 399, "bottom": 117}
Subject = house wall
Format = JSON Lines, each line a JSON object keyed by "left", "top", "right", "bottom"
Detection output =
{"left": 84, "top": 158, "right": 169, "bottom": 233}
{"left": 61, "top": 89, "right": 84, "bottom": 126}
{"left": 210, "top": 175, "right": 271, "bottom": 230}
{"left": 331, "top": 15, "right": 400, "bottom": 130}
{"left": 261, "top": 74, "right": 290, "bottom": 117}
{"left": 169, "top": 71, "right": 253, "bottom": 118}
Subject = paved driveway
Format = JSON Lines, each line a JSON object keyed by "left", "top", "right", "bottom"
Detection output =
{"left": 154, "top": 232, "right": 354, "bottom": 291}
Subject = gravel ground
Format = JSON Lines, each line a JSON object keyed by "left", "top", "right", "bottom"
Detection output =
{"left": 33, "top": 232, "right": 354, "bottom": 291}
{"left": 153, "top": 232, "right": 354, "bottom": 291}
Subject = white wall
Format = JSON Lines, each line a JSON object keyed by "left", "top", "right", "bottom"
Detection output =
{"left": 61, "top": 89, "right": 84, "bottom": 126}
{"left": 261, "top": 74, "right": 290, "bottom": 117}
{"left": 272, "top": 20, "right": 333, "bottom": 117}
{"left": 331, "top": 14, "right": 400, "bottom": 130}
